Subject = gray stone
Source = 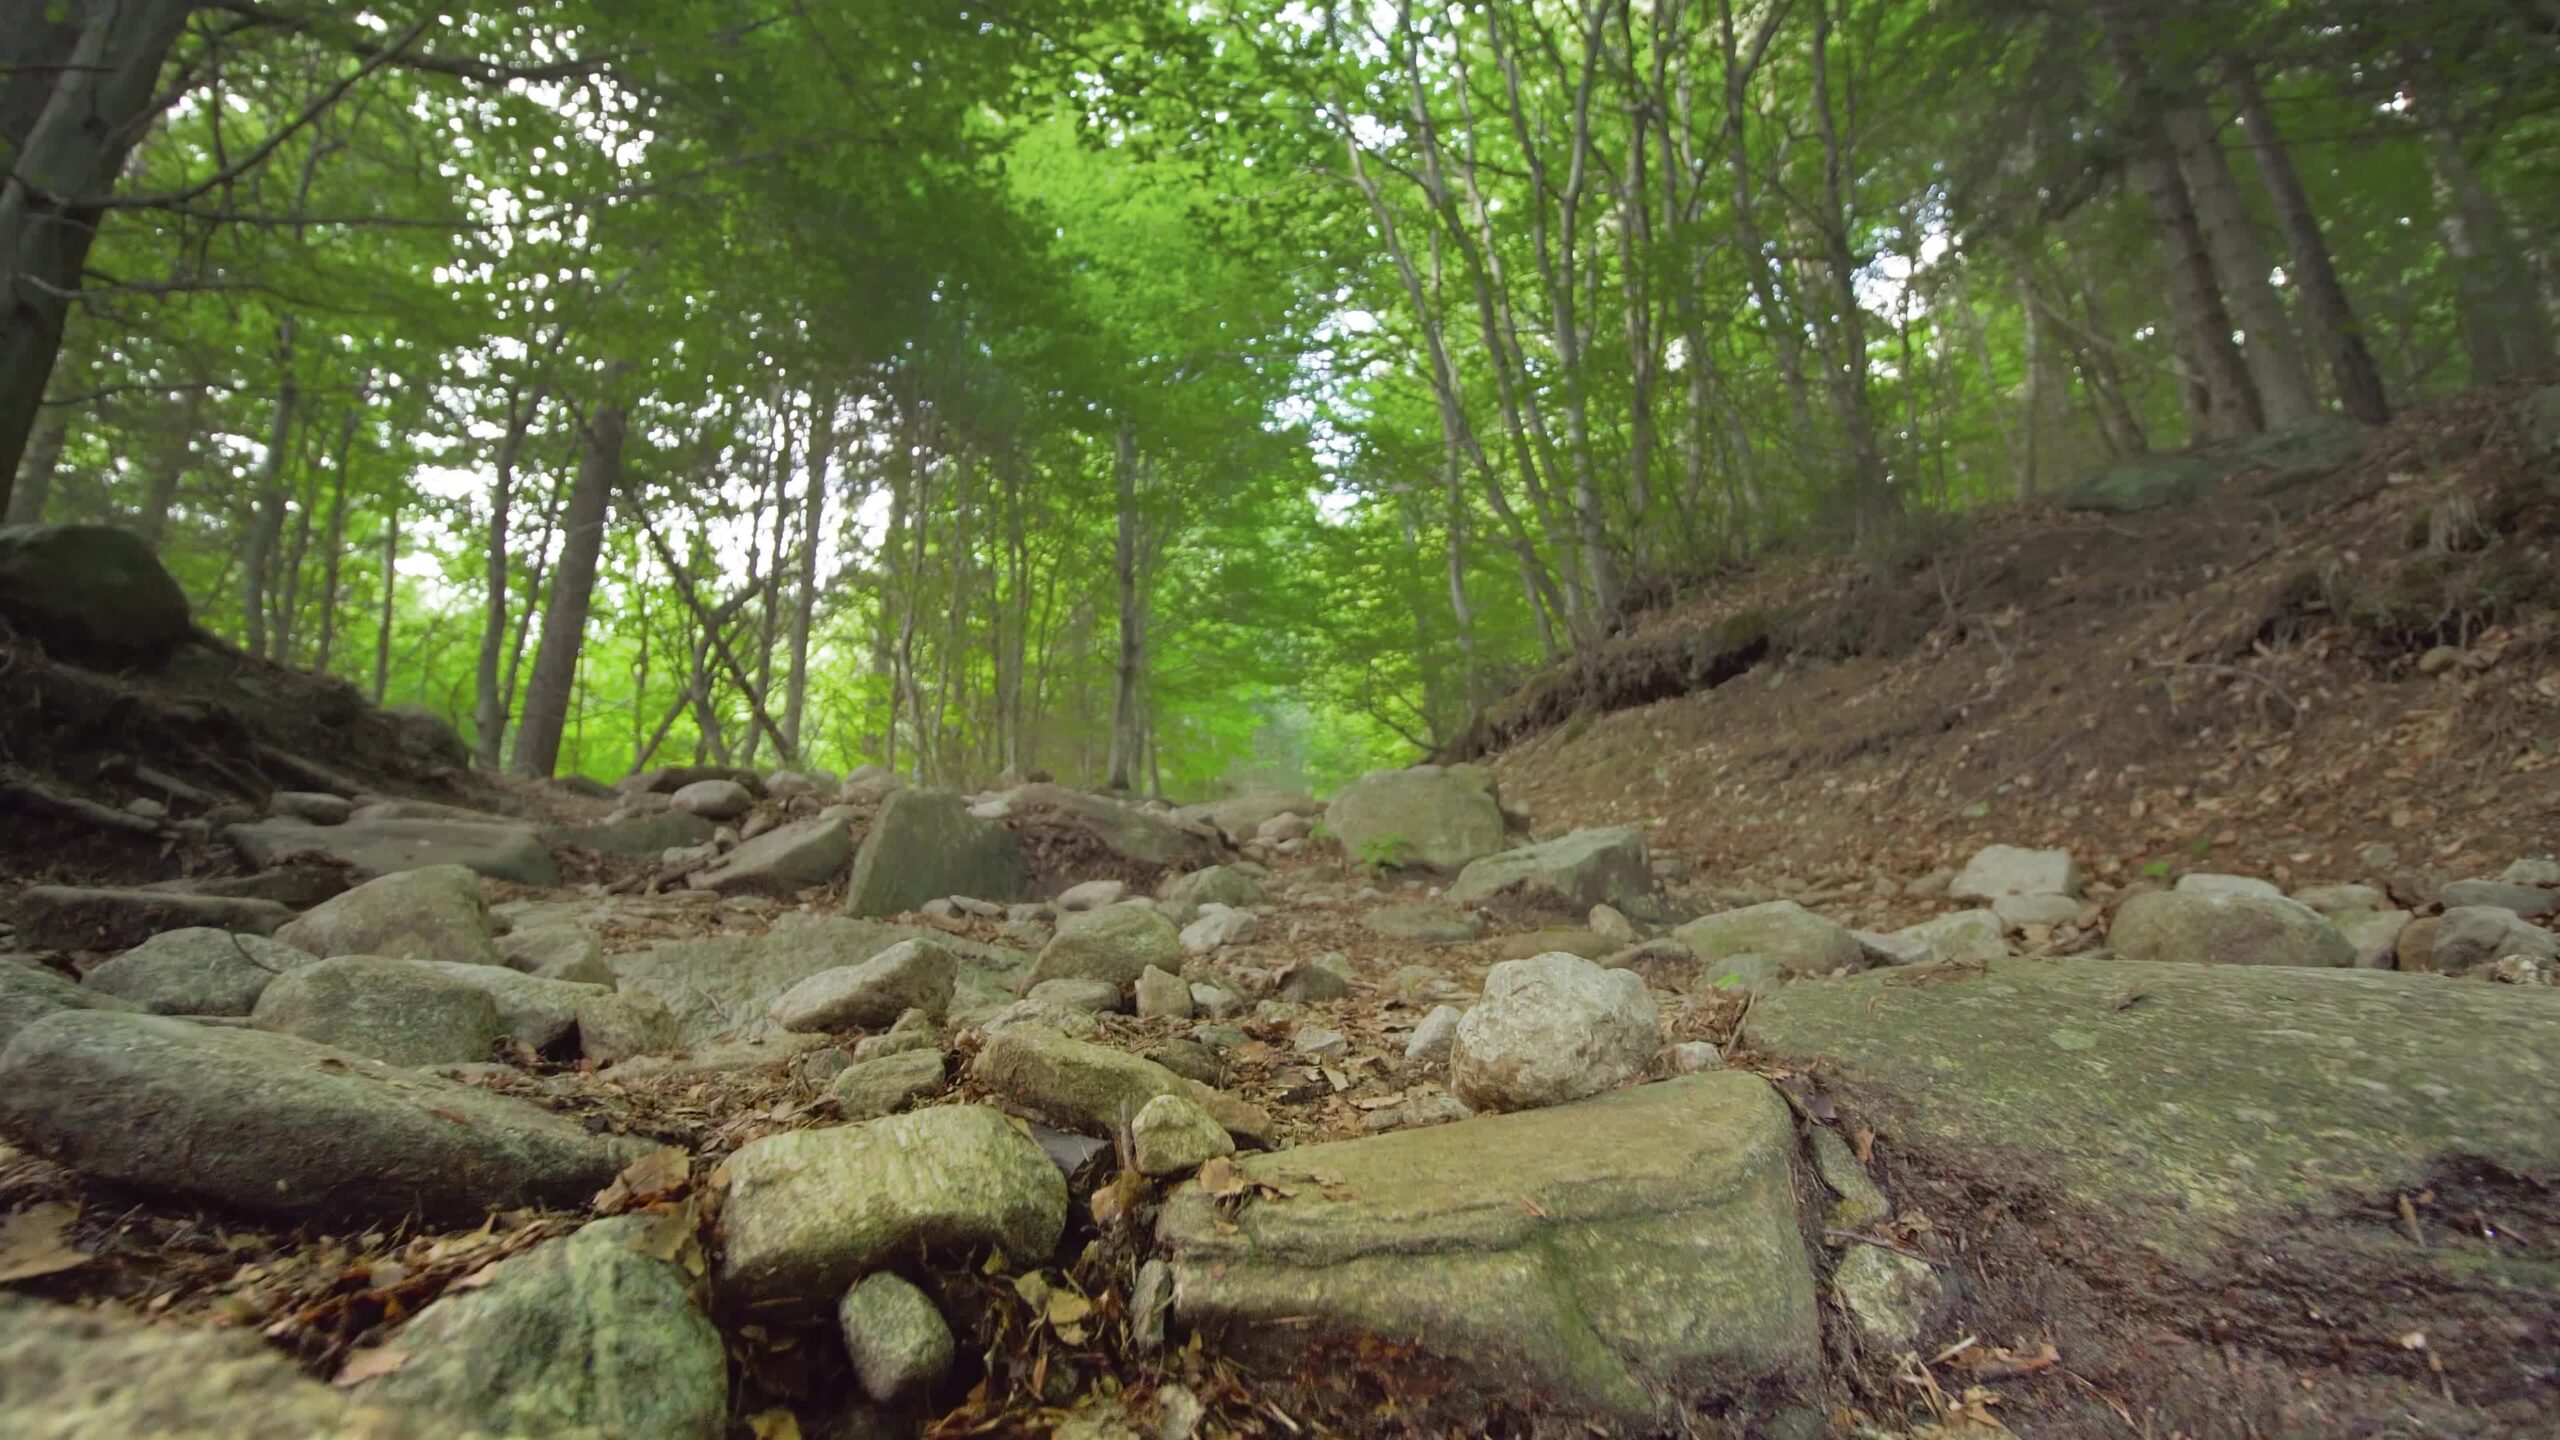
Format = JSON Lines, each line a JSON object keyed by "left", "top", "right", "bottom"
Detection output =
{"left": 269, "top": 790, "right": 353, "bottom": 825}
{"left": 571, "top": 989, "right": 679, "bottom": 1063}
{"left": 1359, "top": 1094, "right": 1473, "bottom": 1133}
{"left": 1445, "top": 827, "right": 1653, "bottom": 912}
{"left": 545, "top": 810, "right": 718, "bottom": 857}
{"left": 1359, "top": 902, "right": 1481, "bottom": 942}
{"left": 0, "top": 961, "right": 138, "bottom": 1048}
{"left": 839, "top": 765, "right": 902, "bottom": 803}
{"left": 1055, "top": 879, "right": 1126, "bottom": 912}
{"left": 718, "top": 1105, "right": 1067, "bottom": 1309}
{"left": 1190, "top": 982, "right": 1246, "bottom": 1017}
{"left": 1158, "top": 1073, "right": 1817, "bottom": 1429}
{"left": 2174, "top": 872, "right": 2287, "bottom": 902}
{"left": 1032, "top": 904, "right": 1182, "bottom": 990}
{"left": 82, "top": 928, "right": 313, "bottom": 1015}
{"left": 690, "top": 816, "right": 854, "bottom": 896}
{"left": 1850, "top": 929, "right": 1933, "bottom": 967}
{"left": 1144, "top": 1038, "right": 1221, "bottom": 1085}
{"left": 1190, "top": 791, "right": 1316, "bottom": 844}
{"left": 1745, "top": 957, "right": 2560, "bottom": 1265}
{"left": 1178, "top": 905, "right": 1257, "bottom": 953}
{"left": 1674, "top": 900, "right": 1866, "bottom": 977}
{"left": 2498, "top": 858, "right": 2560, "bottom": 888}
{"left": 274, "top": 864, "right": 502, "bottom": 967}
{"left": 1278, "top": 952, "right": 1354, "bottom": 1002}
{"left": 2437, "top": 879, "right": 2557, "bottom": 919}
{"left": 1896, "top": 908, "right": 2010, "bottom": 962}
{"left": 2332, "top": 907, "right": 2413, "bottom": 969}
{"left": 356, "top": 1216, "right": 727, "bottom": 1439}
{"left": 976, "top": 998, "right": 1103, "bottom": 1039}
{"left": 1005, "top": 783, "right": 1224, "bottom": 872}
{"left": 1405, "top": 1003, "right": 1462, "bottom": 1062}
{"left": 1256, "top": 812, "right": 1313, "bottom": 844}
{"left": 2431, "top": 906, "right": 2560, "bottom": 974}
{"left": 0, "top": 1011, "right": 643, "bottom": 1222}
{"left": 11, "top": 886, "right": 292, "bottom": 953}
{"left": 495, "top": 924, "right": 612, "bottom": 985}
{"left": 1135, "top": 965, "right": 1193, "bottom": 1019}
{"left": 764, "top": 769, "right": 830, "bottom": 800}
{"left": 1450, "top": 952, "right": 1659, "bottom": 1113}
{"left": 1948, "top": 844, "right": 2079, "bottom": 901}
{"left": 832, "top": 1048, "right": 947, "bottom": 1120}
{"left": 252, "top": 956, "right": 505, "bottom": 1066}
{"left": 2054, "top": 452, "right": 2228, "bottom": 514}
{"left": 2291, "top": 883, "right": 2388, "bottom": 916}
{"left": 2109, "top": 890, "right": 2355, "bottom": 968}
{"left": 1989, "top": 893, "right": 2083, "bottom": 930}
{"left": 1700, "top": 953, "right": 1786, "bottom": 994}
{"left": 1132, "top": 1092, "right": 1235, "bottom": 1176}
{"left": 1833, "top": 1246, "right": 1943, "bottom": 1354}
{"left": 844, "top": 789, "right": 1029, "bottom": 918}
{"left": 770, "top": 940, "right": 958, "bottom": 1031}
{"left": 230, "top": 816, "right": 558, "bottom": 886}
{"left": 672, "top": 778, "right": 753, "bottom": 820}
{"left": 1324, "top": 766, "right": 1508, "bottom": 872}
{"left": 1294, "top": 1025, "right": 1348, "bottom": 1058}
{"left": 1809, "top": 1127, "right": 1889, "bottom": 1229}
{"left": 973, "top": 1024, "right": 1270, "bottom": 1145}
{"left": 1025, "top": 977, "right": 1124, "bottom": 1012}
{"left": 417, "top": 962, "right": 666, "bottom": 1060}
{"left": 1161, "top": 865, "right": 1263, "bottom": 909}
{"left": 0, "top": 523, "right": 191, "bottom": 655}
{"left": 1666, "top": 1040, "right": 1723, "bottom": 1073}
{"left": 611, "top": 917, "right": 1019, "bottom": 1044}
{"left": 838, "top": 1272, "right": 954, "bottom": 1405}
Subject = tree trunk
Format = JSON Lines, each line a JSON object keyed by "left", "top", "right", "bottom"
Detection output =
{"left": 784, "top": 397, "right": 831, "bottom": 756}
{"left": 2162, "top": 97, "right": 2323, "bottom": 429}
{"left": 473, "top": 381, "right": 545, "bottom": 766}
{"left": 512, "top": 398, "right": 623, "bottom": 779}
{"left": 311, "top": 407, "right": 358, "bottom": 673}
{"left": 133, "top": 392, "right": 198, "bottom": 545}
{"left": 373, "top": 494, "right": 399, "bottom": 705}
{"left": 7, "top": 407, "right": 66, "bottom": 525}
{"left": 1106, "top": 420, "right": 1143, "bottom": 793}
{"left": 240, "top": 321, "right": 301, "bottom": 659}
{"left": 2221, "top": 58, "right": 2389, "bottom": 424}
{"left": 0, "top": 0, "right": 195, "bottom": 495}
{"left": 1808, "top": 0, "right": 1895, "bottom": 532}
{"left": 2413, "top": 96, "right": 2555, "bottom": 383}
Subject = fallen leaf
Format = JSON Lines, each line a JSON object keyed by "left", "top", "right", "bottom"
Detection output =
{"left": 746, "top": 1409, "right": 804, "bottom": 1440}
{"left": 1198, "top": 1156, "right": 1246, "bottom": 1201}
{"left": 594, "top": 1147, "right": 691, "bottom": 1213}
{"left": 332, "top": 1347, "right": 410, "bottom": 1387}
{"left": 0, "top": 1202, "right": 90, "bottom": 1284}
{"left": 1046, "top": 1289, "right": 1093, "bottom": 1329}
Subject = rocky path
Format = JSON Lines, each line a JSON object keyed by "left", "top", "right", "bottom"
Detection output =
{"left": 3, "top": 760, "right": 2558, "bottom": 1438}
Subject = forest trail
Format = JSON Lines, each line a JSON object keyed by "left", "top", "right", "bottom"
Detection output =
{"left": 3, "top": 379, "right": 2558, "bottom": 1438}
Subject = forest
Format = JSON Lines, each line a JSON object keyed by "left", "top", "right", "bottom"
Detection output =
{"left": 5, "top": 1, "right": 2554, "bottom": 791}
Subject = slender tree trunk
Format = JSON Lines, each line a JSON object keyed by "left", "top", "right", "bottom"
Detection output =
{"left": 784, "top": 397, "right": 831, "bottom": 756}
{"left": 0, "top": 0, "right": 194, "bottom": 496}
{"left": 474, "top": 380, "right": 545, "bottom": 765}
{"left": 1808, "top": 0, "right": 1895, "bottom": 531}
{"left": 2162, "top": 97, "right": 2323, "bottom": 429}
{"left": 133, "top": 392, "right": 197, "bottom": 545}
{"left": 2412, "top": 95, "right": 2554, "bottom": 383}
{"left": 7, "top": 408, "right": 66, "bottom": 525}
{"left": 311, "top": 407, "right": 357, "bottom": 673}
{"left": 1106, "top": 421, "right": 1143, "bottom": 793}
{"left": 2221, "top": 58, "right": 2389, "bottom": 424}
{"left": 241, "top": 321, "right": 301, "bottom": 658}
{"left": 512, "top": 397, "right": 623, "bottom": 779}
{"left": 373, "top": 495, "right": 400, "bottom": 704}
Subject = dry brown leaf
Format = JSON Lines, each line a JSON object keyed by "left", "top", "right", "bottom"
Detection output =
{"left": 0, "top": 1202, "right": 89, "bottom": 1284}
{"left": 594, "top": 1146, "right": 692, "bottom": 1213}
{"left": 1197, "top": 1155, "right": 1246, "bottom": 1201}
{"left": 331, "top": 1347, "right": 410, "bottom": 1387}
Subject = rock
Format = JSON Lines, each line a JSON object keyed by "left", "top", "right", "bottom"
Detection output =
{"left": 1294, "top": 1025, "right": 1348, "bottom": 1058}
{"left": 354, "top": 1216, "right": 727, "bottom": 1439}
{"left": 717, "top": 1105, "right": 1066, "bottom": 1310}
{"left": 1277, "top": 952, "right": 1355, "bottom": 1002}
{"left": 2292, "top": 883, "right": 2388, "bottom": 916}
{"left": 1158, "top": 1073, "right": 1816, "bottom": 1428}
{"left": 2109, "top": 890, "right": 2355, "bottom": 968}
{"left": 1359, "top": 902, "right": 1482, "bottom": 942}
{"left": 2430, "top": 906, "right": 2560, "bottom": 974}
{"left": 1699, "top": 953, "right": 1786, "bottom": 994}
{"left": 571, "top": 990, "right": 678, "bottom": 1063}
{"left": 977, "top": 998, "right": 1103, "bottom": 1039}
{"left": 1989, "top": 892, "right": 2083, "bottom": 930}
{"left": 839, "top": 765, "right": 902, "bottom": 803}
{"left": 1161, "top": 865, "right": 1262, "bottom": 909}
{"left": 2498, "top": 857, "right": 2560, "bottom": 888}
{"left": 844, "top": 789, "right": 1029, "bottom": 917}
{"left": 1588, "top": 903, "right": 1638, "bottom": 944}
{"left": 854, "top": 1010, "right": 938, "bottom": 1061}
{"left": 1179, "top": 905, "right": 1257, "bottom": 953}
{"left": 1191, "top": 981, "right": 1246, "bottom": 1017}
{"left": 611, "top": 917, "right": 1017, "bottom": 1045}
{"left": 671, "top": 778, "right": 753, "bottom": 820}
{"left": 832, "top": 1048, "right": 947, "bottom": 1120}
{"left": 1055, "top": 879, "right": 1126, "bottom": 912}
{"left": 765, "top": 769, "right": 831, "bottom": 800}
{"left": 0, "top": 1011, "right": 642, "bottom": 1222}
{"left": 1025, "top": 977, "right": 1123, "bottom": 1012}
{"left": 689, "top": 816, "right": 854, "bottom": 896}
{"left": 1948, "top": 844, "right": 2079, "bottom": 902}
{"left": 1488, "top": 927, "right": 1613, "bottom": 961}
{"left": 2174, "top": 872, "right": 2286, "bottom": 901}
{"left": 1256, "top": 812, "right": 1313, "bottom": 844}
{"left": 2332, "top": 907, "right": 2413, "bottom": 969}
{"left": 2437, "top": 879, "right": 2558, "bottom": 919}
{"left": 622, "top": 765, "right": 763, "bottom": 798}
{"left": 1833, "top": 1247, "right": 1943, "bottom": 1353}
{"left": 229, "top": 815, "right": 558, "bottom": 886}
{"left": 1850, "top": 929, "right": 1933, "bottom": 967}
{"left": 419, "top": 962, "right": 666, "bottom": 1059}
{"left": 2054, "top": 451, "right": 2228, "bottom": 514}
{"left": 1135, "top": 965, "right": 1193, "bottom": 1019}
{"left": 837, "top": 1273, "right": 954, "bottom": 1405}
{"left": 1674, "top": 900, "right": 1866, "bottom": 978}
{"left": 251, "top": 956, "right": 506, "bottom": 1066}
{"left": 1323, "top": 766, "right": 1508, "bottom": 872}
{"left": 1809, "top": 1127, "right": 1888, "bottom": 1229}
{"left": 494, "top": 924, "right": 612, "bottom": 985}
{"left": 1006, "top": 783, "right": 1225, "bottom": 872}
{"left": 1444, "top": 827, "right": 1653, "bottom": 913}
{"left": 1144, "top": 1038, "right": 1221, "bottom": 1085}
{"left": 10, "top": 886, "right": 292, "bottom": 952}
{"left": 974, "top": 1025, "right": 1268, "bottom": 1144}
{"left": 1131, "top": 1092, "right": 1235, "bottom": 1176}
{"left": 1189, "top": 791, "right": 1316, "bottom": 844}
{"left": 2394, "top": 917, "right": 2440, "bottom": 972}
{"left": 274, "top": 864, "right": 502, "bottom": 967}
{"left": 544, "top": 810, "right": 718, "bottom": 857}
{"left": 1359, "top": 1094, "right": 1473, "bottom": 1133}
{"left": 1032, "top": 904, "right": 1183, "bottom": 990}
{"left": 0, "top": 523, "right": 191, "bottom": 655}
{"left": 1895, "top": 908, "right": 2009, "bottom": 963}
{"left": 0, "top": 1294, "right": 438, "bottom": 1440}
{"left": 1405, "top": 1003, "right": 1462, "bottom": 1062}
{"left": 0, "top": 961, "right": 138, "bottom": 1047}
{"left": 770, "top": 940, "right": 958, "bottom": 1031}
{"left": 1450, "top": 952, "right": 1659, "bottom": 1112}
{"left": 269, "top": 790, "right": 353, "bottom": 825}
{"left": 82, "top": 928, "right": 313, "bottom": 1015}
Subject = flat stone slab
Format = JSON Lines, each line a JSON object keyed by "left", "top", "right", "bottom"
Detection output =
{"left": 1157, "top": 1072, "right": 1818, "bottom": 1427}
{"left": 1744, "top": 957, "right": 2560, "bottom": 1262}
{"left": 608, "top": 916, "right": 1024, "bottom": 1044}
{"left": 228, "top": 816, "right": 558, "bottom": 886}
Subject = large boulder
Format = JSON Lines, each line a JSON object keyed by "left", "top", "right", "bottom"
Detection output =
{"left": 1160, "top": 864, "right": 1264, "bottom": 910}
{"left": 717, "top": 1105, "right": 1067, "bottom": 1310}
{"left": 0, "top": 523, "right": 191, "bottom": 656}
{"left": 81, "top": 928, "right": 315, "bottom": 1015}
{"left": 494, "top": 924, "right": 613, "bottom": 985}
{"left": 1450, "top": 952, "right": 1659, "bottom": 1112}
{"left": 543, "top": 809, "right": 717, "bottom": 857}
{"left": 1186, "top": 791, "right": 1317, "bottom": 845}
{"left": 2428, "top": 905, "right": 2560, "bottom": 974}
{"left": 1029, "top": 904, "right": 1183, "bottom": 990}
{"left": 768, "top": 939, "right": 957, "bottom": 1031}
{"left": 1445, "top": 827, "right": 1653, "bottom": 912}
{"left": 230, "top": 815, "right": 558, "bottom": 886}
{"left": 1673, "top": 900, "right": 1866, "bottom": 977}
{"left": 0, "top": 960, "right": 138, "bottom": 1048}
{"left": 2109, "top": 890, "right": 2355, "bottom": 968}
{"left": 1744, "top": 958, "right": 2560, "bottom": 1265}
{"left": 1157, "top": 1073, "right": 1818, "bottom": 1429}
{"left": 10, "top": 886, "right": 293, "bottom": 952}
{"left": 1006, "top": 783, "right": 1225, "bottom": 874}
{"left": 352, "top": 1216, "right": 727, "bottom": 1439}
{"left": 1323, "top": 766, "right": 1507, "bottom": 872}
{"left": 843, "top": 788, "right": 1029, "bottom": 918}
{"left": 2054, "top": 453, "right": 2228, "bottom": 514}
{"left": 417, "top": 962, "right": 656, "bottom": 1056}
{"left": 688, "top": 815, "right": 854, "bottom": 896}
{"left": 0, "top": 1011, "right": 644, "bottom": 1222}
{"left": 274, "top": 863, "right": 501, "bottom": 966}
{"left": 251, "top": 956, "right": 506, "bottom": 1066}
{"left": 609, "top": 917, "right": 1024, "bottom": 1045}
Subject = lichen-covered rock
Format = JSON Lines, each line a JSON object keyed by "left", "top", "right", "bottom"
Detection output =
{"left": 0, "top": 523, "right": 191, "bottom": 655}
{"left": 252, "top": 956, "right": 505, "bottom": 1066}
{"left": 1894, "top": 908, "right": 2009, "bottom": 963}
{"left": 690, "top": 816, "right": 854, "bottom": 896}
{"left": 2430, "top": 906, "right": 2560, "bottom": 974}
{"left": 81, "top": 928, "right": 314, "bottom": 1015}
{"left": 1130, "top": 1092, "right": 1234, "bottom": 1176}
{"left": 770, "top": 940, "right": 958, "bottom": 1031}
{"left": 1161, "top": 865, "right": 1263, "bottom": 909}
{"left": 1135, "top": 966, "right": 1193, "bottom": 1019}
{"left": 0, "top": 961, "right": 138, "bottom": 1048}
{"left": 1673, "top": 900, "right": 1866, "bottom": 977}
{"left": 1948, "top": 844, "right": 2079, "bottom": 901}
{"left": 2109, "top": 890, "right": 2354, "bottom": 968}
{"left": 843, "top": 789, "right": 1029, "bottom": 918}
{"left": 494, "top": 924, "right": 613, "bottom": 985}
{"left": 610, "top": 917, "right": 1018, "bottom": 1044}
{"left": 274, "top": 864, "right": 501, "bottom": 967}
{"left": 230, "top": 816, "right": 558, "bottom": 886}
{"left": 1445, "top": 827, "right": 1653, "bottom": 912}
{"left": 1833, "top": 1246, "right": 1943, "bottom": 1353}
{"left": 1324, "top": 766, "right": 1508, "bottom": 872}
{"left": 837, "top": 1272, "right": 954, "bottom": 1405}
{"left": 832, "top": 1047, "right": 947, "bottom": 1120}
{"left": 1449, "top": 952, "right": 1658, "bottom": 1112}
{"left": 1031, "top": 904, "right": 1182, "bottom": 990}
{"left": 671, "top": 778, "right": 753, "bottom": 820}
